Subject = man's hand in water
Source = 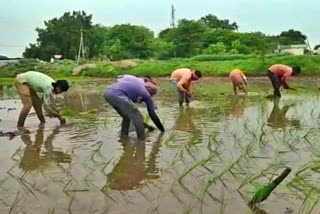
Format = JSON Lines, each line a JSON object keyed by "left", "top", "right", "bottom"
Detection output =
{"left": 186, "top": 91, "right": 192, "bottom": 99}
{"left": 144, "top": 123, "right": 156, "bottom": 132}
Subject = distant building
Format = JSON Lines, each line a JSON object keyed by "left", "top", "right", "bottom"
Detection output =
{"left": 313, "top": 46, "right": 320, "bottom": 55}
{"left": 276, "top": 44, "right": 308, "bottom": 56}
{"left": 53, "top": 55, "right": 63, "bottom": 60}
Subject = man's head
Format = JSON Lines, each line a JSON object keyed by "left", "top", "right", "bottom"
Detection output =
{"left": 143, "top": 75, "right": 157, "bottom": 85}
{"left": 191, "top": 70, "right": 202, "bottom": 81}
{"left": 52, "top": 80, "right": 69, "bottom": 94}
{"left": 145, "top": 81, "right": 158, "bottom": 97}
{"left": 292, "top": 66, "right": 301, "bottom": 76}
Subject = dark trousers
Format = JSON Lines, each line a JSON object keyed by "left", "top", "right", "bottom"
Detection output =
{"left": 267, "top": 70, "right": 281, "bottom": 97}
{"left": 105, "top": 90, "right": 145, "bottom": 140}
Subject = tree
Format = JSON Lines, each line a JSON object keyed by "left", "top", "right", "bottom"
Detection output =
{"left": 314, "top": 44, "right": 320, "bottom": 50}
{"left": 24, "top": 11, "right": 93, "bottom": 61}
{"left": 231, "top": 39, "right": 250, "bottom": 54}
{"left": 202, "top": 29, "right": 277, "bottom": 55}
{"left": 158, "top": 28, "right": 178, "bottom": 42}
{"left": 200, "top": 14, "right": 238, "bottom": 31}
{"left": 173, "top": 19, "right": 207, "bottom": 57}
{"left": 229, "top": 49, "right": 239, "bottom": 54}
{"left": 86, "top": 25, "right": 109, "bottom": 58}
{"left": 0, "top": 55, "right": 9, "bottom": 60}
{"left": 149, "top": 38, "right": 174, "bottom": 59}
{"left": 203, "top": 42, "right": 227, "bottom": 54}
{"left": 279, "top": 29, "right": 306, "bottom": 45}
{"left": 106, "top": 24, "right": 154, "bottom": 59}
{"left": 102, "top": 39, "right": 125, "bottom": 60}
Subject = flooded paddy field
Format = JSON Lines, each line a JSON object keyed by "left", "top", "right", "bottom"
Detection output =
{"left": 1, "top": 77, "right": 320, "bottom": 214}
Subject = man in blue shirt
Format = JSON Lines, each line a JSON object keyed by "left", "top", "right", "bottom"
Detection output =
{"left": 104, "top": 75, "right": 164, "bottom": 140}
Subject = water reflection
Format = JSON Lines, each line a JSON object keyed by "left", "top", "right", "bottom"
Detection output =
{"left": 267, "top": 99, "right": 300, "bottom": 129}
{"left": 226, "top": 96, "right": 247, "bottom": 119}
{"left": 174, "top": 107, "right": 201, "bottom": 133}
{"left": 63, "top": 86, "right": 105, "bottom": 113}
{"left": 19, "top": 126, "right": 71, "bottom": 171}
{"left": 107, "top": 134, "right": 163, "bottom": 190}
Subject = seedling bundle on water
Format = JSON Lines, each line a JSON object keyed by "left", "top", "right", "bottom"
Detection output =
{"left": 249, "top": 167, "right": 292, "bottom": 206}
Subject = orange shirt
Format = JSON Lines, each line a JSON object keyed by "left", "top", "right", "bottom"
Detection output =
{"left": 269, "top": 64, "right": 292, "bottom": 82}
{"left": 229, "top": 69, "right": 246, "bottom": 84}
{"left": 170, "top": 68, "right": 193, "bottom": 91}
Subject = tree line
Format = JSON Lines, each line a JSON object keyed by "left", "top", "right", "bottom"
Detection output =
{"left": 23, "top": 11, "right": 309, "bottom": 61}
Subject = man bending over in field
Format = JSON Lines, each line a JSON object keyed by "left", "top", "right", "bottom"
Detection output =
{"left": 229, "top": 69, "right": 247, "bottom": 95}
{"left": 104, "top": 75, "right": 164, "bottom": 140}
{"left": 170, "top": 68, "right": 202, "bottom": 107}
{"left": 15, "top": 71, "right": 69, "bottom": 127}
{"left": 267, "top": 64, "right": 301, "bottom": 97}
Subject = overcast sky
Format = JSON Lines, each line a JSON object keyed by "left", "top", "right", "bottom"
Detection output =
{"left": 1, "top": 0, "right": 319, "bottom": 57}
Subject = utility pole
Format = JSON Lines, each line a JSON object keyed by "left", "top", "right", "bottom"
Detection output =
{"left": 77, "top": 29, "right": 85, "bottom": 64}
{"left": 171, "top": 4, "right": 176, "bottom": 27}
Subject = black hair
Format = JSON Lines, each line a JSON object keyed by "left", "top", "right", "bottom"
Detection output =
{"left": 143, "top": 75, "right": 157, "bottom": 85}
{"left": 194, "top": 70, "right": 202, "bottom": 78}
{"left": 52, "top": 80, "right": 69, "bottom": 92}
{"left": 143, "top": 75, "right": 152, "bottom": 82}
{"left": 292, "top": 66, "right": 301, "bottom": 74}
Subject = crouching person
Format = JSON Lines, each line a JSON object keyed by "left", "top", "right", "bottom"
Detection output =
{"left": 105, "top": 75, "right": 165, "bottom": 140}
{"left": 229, "top": 69, "right": 247, "bottom": 95}
{"left": 15, "top": 71, "right": 69, "bottom": 127}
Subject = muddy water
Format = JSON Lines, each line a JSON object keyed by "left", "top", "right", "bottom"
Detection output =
{"left": 0, "top": 77, "right": 320, "bottom": 214}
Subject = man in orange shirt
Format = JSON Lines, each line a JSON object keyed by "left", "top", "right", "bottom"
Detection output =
{"left": 267, "top": 64, "right": 301, "bottom": 97}
{"left": 170, "top": 68, "right": 202, "bottom": 106}
{"left": 229, "top": 69, "right": 247, "bottom": 95}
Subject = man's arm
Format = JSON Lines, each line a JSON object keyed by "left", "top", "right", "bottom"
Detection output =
{"left": 242, "top": 75, "right": 248, "bottom": 85}
{"left": 144, "top": 96, "right": 165, "bottom": 132}
{"left": 281, "top": 73, "right": 291, "bottom": 89}
{"left": 177, "top": 76, "right": 191, "bottom": 93}
{"left": 43, "top": 90, "right": 65, "bottom": 123}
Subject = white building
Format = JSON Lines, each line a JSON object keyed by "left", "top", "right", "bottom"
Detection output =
{"left": 313, "top": 47, "right": 320, "bottom": 55}
{"left": 277, "top": 44, "right": 308, "bottom": 56}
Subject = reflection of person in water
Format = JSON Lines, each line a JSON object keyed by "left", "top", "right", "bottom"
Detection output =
{"left": 267, "top": 99, "right": 300, "bottom": 129}
{"left": 227, "top": 96, "right": 247, "bottom": 119}
{"left": 19, "top": 126, "right": 71, "bottom": 171}
{"left": 107, "top": 134, "right": 163, "bottom": 190}
{"left": 174, "top": 107, "right": 200, "bottom": 133}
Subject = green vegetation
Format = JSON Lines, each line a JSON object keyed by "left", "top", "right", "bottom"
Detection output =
{"left": 2, "top": 54, "right": 320, "bottom": 78}
{"left": 22, "top": 10, "right": 308, "bottom": 61}
{"left": 60, "top": 108, "right": 76, "bottom": 117}
{"left": 1, "top": 10, "right": 312, "bottom": 80}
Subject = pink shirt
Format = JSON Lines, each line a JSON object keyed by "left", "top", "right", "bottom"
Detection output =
{"left": 269, "top": 64, "right": 293, "bottom": 82}
{"left": 229, "top": 69, "right": 246, "bottom": 85}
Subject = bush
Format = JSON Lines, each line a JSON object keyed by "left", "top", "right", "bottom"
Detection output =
{"left": 203, "top": 42, "right": 227, "bottom": 55}
{"left": 191, "top": 54, "right": 256, "bottom": 61}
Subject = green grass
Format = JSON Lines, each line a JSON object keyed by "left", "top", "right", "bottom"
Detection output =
{"left": 60, "top": 108, "right": 76, "bottom": 117}
{"left": 1, "top": 55, "right": 320, "bottom": 79}
{"left": 0, "top": 78, "right": 14, "bottom": 84}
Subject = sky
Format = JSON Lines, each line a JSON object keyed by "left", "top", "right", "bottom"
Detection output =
{"left": 1, "top": 0, "right": 320, "bottom": 57}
